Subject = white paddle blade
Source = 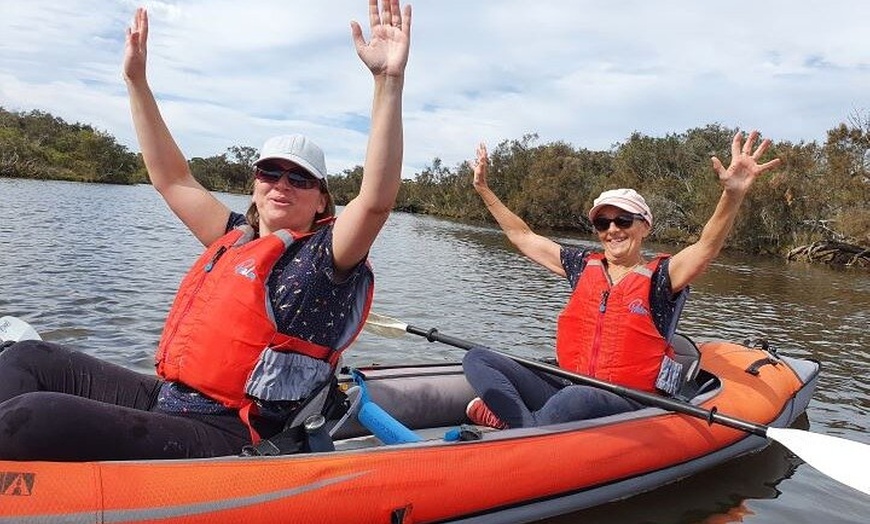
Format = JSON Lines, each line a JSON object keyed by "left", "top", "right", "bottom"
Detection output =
{"left": 363, "top": 312, "right": 409, "bottom": 339}
{"left": 767, "top": 427, "right": 870, "bottom": 495}
{"left": 0, "top": 316, "right": 42, "bottom": 342}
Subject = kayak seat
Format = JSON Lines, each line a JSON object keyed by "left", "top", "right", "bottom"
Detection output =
{"left": 332, "top": 366, "right": 477, "bottom": 441}
{"left": 670, "top": 332, "right": 702, "bottom": 399}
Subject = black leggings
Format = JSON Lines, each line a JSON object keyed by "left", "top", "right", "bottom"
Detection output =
{"left": 0, "top": 341, "right": 249, "bottom": 461}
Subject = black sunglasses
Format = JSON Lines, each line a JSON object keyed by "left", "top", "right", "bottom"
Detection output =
{"left": 254, "top": 167, "right": 320, "bottom": 190}
{"left": 592, "top": 213, "right": 644, "bottom": 232}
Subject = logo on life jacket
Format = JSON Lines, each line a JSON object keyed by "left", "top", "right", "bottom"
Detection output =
{"left": 235, "top": 259, "right": 257, "bottom": 281}
{"left": 628, "top": 298, "right": 649, "bottom": 316}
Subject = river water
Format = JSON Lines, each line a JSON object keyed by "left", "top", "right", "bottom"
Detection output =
{"left": 1, "top": 178, "right": 867, "bottom": 523}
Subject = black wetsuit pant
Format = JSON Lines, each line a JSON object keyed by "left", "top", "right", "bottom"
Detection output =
{"left": 0, "top": 341, "right": 249, "bottom": 461}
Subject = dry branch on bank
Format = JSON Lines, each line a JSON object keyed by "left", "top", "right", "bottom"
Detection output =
{"left": 786, "top": 241, "right": 870, "bottom": 268}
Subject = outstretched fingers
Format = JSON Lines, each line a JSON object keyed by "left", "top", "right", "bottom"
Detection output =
{"left": 384, "top": 0, "right": 397, "bottom": 27}
{"left": 741, "top": 130, "right": 760, "bottom": 154}
{"left": 477, "top": 142, "right": 488, "bottom": 163}
{"left": 126, "top": 8, "right": 144, "bottom": 46}
{"left": 730, "top": 131, "right": 743, "bottom": 158}
{"left": 367, "top": 0, "right": 380, "bottom": 30}
{"left": 382, "top": 0, "right": 408, "bottom": 30}
{"left": 752, "top": 137, "right": 771, "bottom": 160}
{"left": 400, "top": 4, "right": 412, "bottom": 38}
{"left": 730, "top": 129, "right": 779, "bottom": 164}
{"left": 353, "top": 0, "right": 411, "bottom": 76}
{"left": 473, "top": 143, "right": 489, "bottom": 187}
{"left": 366, "top": 0, "right": 407, "bottom": 32}
{"left": 351, "top": 0, "right": 382, "bottom": 47}
{"left": 123, "top": 7, "right": 149, "bottom": 83}
{"left": 757, "top": 155, "right": 782, "bottom": 173}
{"left": 743, "top": 132, "right": 781, "bottom": 173}
{"left": 130, "top": 8, "right": 148, "bottom": 43}
{"left": 710, "top": 156, "right": 726, "bottom": 178}
{"left": 715, "top": 130, "right": 782, "bottom": 186}
{"left": 138, "top": 8, "right": 148, "bottom": 43}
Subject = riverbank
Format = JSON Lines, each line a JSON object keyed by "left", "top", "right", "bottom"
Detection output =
{"left": 4, "top": 106, "right": 868, "bottom": 266}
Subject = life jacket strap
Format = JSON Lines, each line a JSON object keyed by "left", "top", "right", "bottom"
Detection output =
{"left": 238, "top": 401, "right": 262, "bottom": 445}
{"left": 239, "top": 377, "right": 348, "bottom": 456}
{"left": 269, "top": 335, "right": 339, "bottom": 365}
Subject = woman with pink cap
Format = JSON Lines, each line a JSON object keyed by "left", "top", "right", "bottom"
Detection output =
{"left": 464, "top": 132, "right": 781, "bottom": 429}
{"left": 0, "top": 0, "right": 412, "bottom": 461}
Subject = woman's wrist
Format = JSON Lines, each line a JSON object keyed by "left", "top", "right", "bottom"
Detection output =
{"left": 477, "top": 190, "right": 498, "bottom": 207}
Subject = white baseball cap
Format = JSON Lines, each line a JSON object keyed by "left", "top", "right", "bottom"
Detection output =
{"left": 254, "top": 134, "right": 328, "bottom": 185}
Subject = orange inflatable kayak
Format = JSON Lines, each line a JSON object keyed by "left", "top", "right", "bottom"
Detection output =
{"left": 0, "top": 340, "right": 819, "bottom": 523}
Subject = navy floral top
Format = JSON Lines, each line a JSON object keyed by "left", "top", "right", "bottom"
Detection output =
{"left": 225, "top": 213, "right": 371, "bottom": 346}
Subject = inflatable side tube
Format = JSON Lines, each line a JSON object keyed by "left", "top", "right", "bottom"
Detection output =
{"left": 352, "top": 370, "right": 422, "bottom": 445}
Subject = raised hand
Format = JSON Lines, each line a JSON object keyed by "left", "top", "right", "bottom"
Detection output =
{"left": 351, "top": 0, "right": 412, "bottom": 78}
{"left": 473, "top": 142, "right": 490, "bottom": 190}
{"left": 711, "top": 130, "right": 782, "bottom": 193}
{"left": 123, "top": 7, "right": 148, "bottom": 84}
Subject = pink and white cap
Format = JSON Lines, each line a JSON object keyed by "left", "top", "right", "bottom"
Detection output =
{"left": 587, "top": 188, "right": 653, "bottom": 227}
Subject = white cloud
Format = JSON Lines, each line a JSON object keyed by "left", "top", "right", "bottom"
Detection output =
{"left": 1, "top": 0, "right": 868, "bottom": 179}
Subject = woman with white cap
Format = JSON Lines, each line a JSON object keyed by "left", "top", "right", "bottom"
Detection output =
{"left": 464, "top": 132, "right": 781, "bottom": 429}
{"left": 0, "top": 0, "right": 412, "bottom": 461}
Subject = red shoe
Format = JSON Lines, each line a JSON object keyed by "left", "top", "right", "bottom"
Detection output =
{"left": 466, "top": 397, "right": 508, "bottom": 429}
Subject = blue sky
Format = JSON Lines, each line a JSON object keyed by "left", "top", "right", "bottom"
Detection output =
{"left": 1, "top": 1, "right": 868, "bottom": 179}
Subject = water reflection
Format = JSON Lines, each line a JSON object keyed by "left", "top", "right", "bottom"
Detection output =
{"left": 541, "top": 414, "right": 810, "bottom": 524}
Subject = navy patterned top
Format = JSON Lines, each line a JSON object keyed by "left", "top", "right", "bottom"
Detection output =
{"left": 225, "top": 213, "right": 372, "bottom": 345}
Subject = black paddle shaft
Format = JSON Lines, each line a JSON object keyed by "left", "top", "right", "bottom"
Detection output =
{"left": 404, "top": 324, "right": 768, "bottom": 438}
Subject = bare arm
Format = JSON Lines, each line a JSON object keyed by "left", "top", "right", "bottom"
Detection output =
{"left": 124, "top": 8, "right": 229, "bottom": 247}
{"left": 330, "top": 0, "right": 411, "bottom": 276}
{"left": 473, "top": 143, "right": 565, "bottom": 277}
{"left": 669, "top": 130, "right": 781, "bottom": 291}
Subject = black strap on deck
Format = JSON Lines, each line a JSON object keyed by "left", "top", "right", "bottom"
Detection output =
{"left": 240, "top": 378, "right": 348, "bottom": 456}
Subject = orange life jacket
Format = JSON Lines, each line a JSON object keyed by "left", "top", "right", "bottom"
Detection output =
{"left": 156, "top": 225, "right": 373, "bottom": 412}
{"left": 555, "top": 254, "right": 671, "bottom": 393}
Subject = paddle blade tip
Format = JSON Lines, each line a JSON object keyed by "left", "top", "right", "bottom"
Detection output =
{"left": 767, "top": 427, "right": 870, "bottom": 496}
